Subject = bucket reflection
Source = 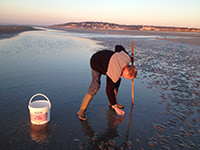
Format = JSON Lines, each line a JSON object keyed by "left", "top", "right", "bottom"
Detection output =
{"left": 30, "top": 123, "right": 51, "bottom": 144}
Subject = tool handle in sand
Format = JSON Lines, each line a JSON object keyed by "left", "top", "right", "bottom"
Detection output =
{"left": 131, "top": 42, "right": 134, "bottom": 104}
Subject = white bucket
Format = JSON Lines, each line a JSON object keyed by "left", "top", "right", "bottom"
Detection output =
{"left": 28, "top": 93, "right": 51, "bottom": 125}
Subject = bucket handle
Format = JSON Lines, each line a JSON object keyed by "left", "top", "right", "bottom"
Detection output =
{"left": 29, "top": 93, "right": 51, "bottom": 108}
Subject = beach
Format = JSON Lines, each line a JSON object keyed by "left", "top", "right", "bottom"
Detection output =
{"left": 1, "top": 25, "right": 200, "bottom": 46}
{"left": 0, "top": 25, "right": 39, "bottom": 39}
{"left": 0, "top": 27, "right": 199, "bottom": 150}
{"left": 157, "top": 37, "right": 200, "bottom": 46}
{"left": 49, "top": 27, "right": 200, "bottom": 46}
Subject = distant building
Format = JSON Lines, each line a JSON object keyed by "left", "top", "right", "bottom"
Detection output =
{"left": 50, "top": 21, "right": 200, "bottom": 33}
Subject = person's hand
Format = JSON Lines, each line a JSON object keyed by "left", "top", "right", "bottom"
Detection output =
{"left": 112, "top": 105, "right": 125, "bottom": 116}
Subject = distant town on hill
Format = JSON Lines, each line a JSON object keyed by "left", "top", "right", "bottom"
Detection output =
{"left": 50, "top": 21, "right": 200, "bottom": 32}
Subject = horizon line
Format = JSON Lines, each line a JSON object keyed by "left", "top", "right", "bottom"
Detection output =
{"left": 1, "top": 21, "right": 200, "bottom": 29}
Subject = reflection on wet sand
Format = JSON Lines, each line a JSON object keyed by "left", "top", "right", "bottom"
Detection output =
{"left": 91, "top": 37, "right": 200, "bottom": 149}
{"left": 126, "top": 104, "right": 134, "bottom": 142}
{"left": 79, "top": 107, "right": 134, "bottom": 150}
{"left": 0, "top": 28, "right": 199, "bottom": 150}
{"left": 30, "top": 123, "right": 51, "bottom": 144}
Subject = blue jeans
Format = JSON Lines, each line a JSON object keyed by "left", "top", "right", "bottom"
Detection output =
{"left": 87, "top": 69, "right": 121, "bottom": 97}
{"left": 87, "top": 69, "right": 101, "bottom": 96}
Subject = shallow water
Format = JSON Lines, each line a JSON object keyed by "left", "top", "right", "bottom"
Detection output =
{"left": 0, "top": 28, "right": 199, "bottom": 150}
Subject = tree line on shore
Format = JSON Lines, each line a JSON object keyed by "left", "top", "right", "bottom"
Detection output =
{"left": 50, "top": 21, "right": 200, "bottom": 32}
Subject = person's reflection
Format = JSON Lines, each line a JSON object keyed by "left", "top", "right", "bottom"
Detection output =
{"left": 80, "top": 107, "right": 125, "bottom": 149}
{"left": 30, "top": 123, "right": 51, "bottom": 144}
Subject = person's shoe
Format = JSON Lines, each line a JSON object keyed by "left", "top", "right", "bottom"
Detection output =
{"left": 77, "top": 111, "right": 87, "bottom": 121}
{"left": 77, "top": 93, "right": 93, "bottom": 121}
{"left": 112, "top": 104, "right": 125, "bottom": 116}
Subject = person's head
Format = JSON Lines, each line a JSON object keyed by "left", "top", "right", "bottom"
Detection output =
{"left": 122, "top": 65, "right": 137, "bottom": 80}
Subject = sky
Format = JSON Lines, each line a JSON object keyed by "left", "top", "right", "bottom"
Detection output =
{"left": 0, "top": 0, "right": 200, "bottom": 28}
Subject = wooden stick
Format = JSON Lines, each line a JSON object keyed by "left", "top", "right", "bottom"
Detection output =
{"left": 131, "top": 42, "right": 134, "bottom": 63}
{"left": 131, "top": 42, "right": 134, "bottom": 104}
{"left": 132, "top": 79, "right": 134, "bottom": 104}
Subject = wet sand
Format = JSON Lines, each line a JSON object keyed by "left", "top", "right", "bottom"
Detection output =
{"left": 157, "top": 37, "right": 200, "bottom": 46}
{"left": 1, "top": 25, "right": 200, "bottom": 46}
{"left": 0, "top": 25, "right": 39, "bottom": 39}
{"left": 50, "top": 27, "right": 200, "bottom": 46}
{"left": 0, "top": 27, "right": 199, "bottom": 150}
{"left": 90, "top": 37, "right": 200, "bottom": 150}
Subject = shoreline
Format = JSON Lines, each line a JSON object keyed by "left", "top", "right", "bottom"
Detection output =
{"left": 0, "top": 25, "right": 39, "bottom": 39}
{"left": 1, "top": 25, "right": 200, "bottom": 46}
{"left": 49, "top": 27, "right": 200, "bottom": 37}
{"left": 49, "top": 27, "right": 200, "bottom": 46}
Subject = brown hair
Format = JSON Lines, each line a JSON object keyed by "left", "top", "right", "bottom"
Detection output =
{"left": 126, "top": 65, "right": 137, "bottom": 78}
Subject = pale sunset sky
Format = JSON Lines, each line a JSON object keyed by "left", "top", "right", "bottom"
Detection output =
{"left": 0, "top": 0, "right": 199, "bottom": 28}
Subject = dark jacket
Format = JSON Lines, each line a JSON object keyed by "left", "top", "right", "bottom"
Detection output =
{"left": 90, "top": 45, "right": 130, "bottom": 105}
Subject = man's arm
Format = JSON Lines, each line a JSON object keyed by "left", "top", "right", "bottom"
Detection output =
{"left": 106, "top": 76, "right": 117, "bottom": 105}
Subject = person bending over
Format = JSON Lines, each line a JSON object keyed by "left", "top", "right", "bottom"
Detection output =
{"left": 77, "top": 45, "right": 137, "bottom": 120}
